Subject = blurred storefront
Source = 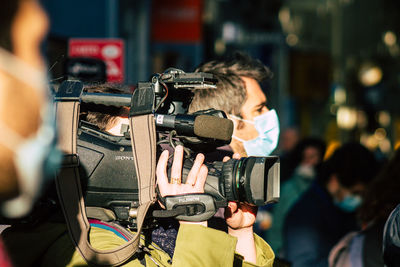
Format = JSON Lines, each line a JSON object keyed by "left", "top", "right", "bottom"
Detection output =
{"left": 41, "top": 0, "right": 400, "bottom": 155}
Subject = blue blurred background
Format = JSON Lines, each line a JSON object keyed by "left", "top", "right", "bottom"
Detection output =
{"left": 41, "top": 0, "right": 400, "bottom": 157}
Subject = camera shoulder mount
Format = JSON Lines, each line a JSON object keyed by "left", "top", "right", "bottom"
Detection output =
{"left": 54, "top": 80, "right": 157, "bottom": 266}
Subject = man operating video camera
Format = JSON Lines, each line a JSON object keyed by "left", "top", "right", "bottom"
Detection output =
{"left": 3, "top": 76, "right": 276, "bottom": 266}
{"left": 189, "top": 52, "right": 279, "bottom": 263}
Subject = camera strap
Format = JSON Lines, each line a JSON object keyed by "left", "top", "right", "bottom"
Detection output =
{"left": 54, "top": 82, "right": 157, "bottom": 266}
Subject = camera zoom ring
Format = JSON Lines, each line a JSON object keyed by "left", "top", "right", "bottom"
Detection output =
{"left": 222, "top": 161, "right": 236, "bottom": 202}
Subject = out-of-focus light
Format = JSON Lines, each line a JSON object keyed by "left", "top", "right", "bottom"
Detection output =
{"left": 337, "top": 106, "right": 357, "bottom": 130}
{"left": 279, "top": 7, "right": 291, "bottom": 25}
{"left": 361, "top": 133, "right": 379, "bottom": 150}
{"left": 356, "top": 110, "right": 367, "bottom": 129}
{"left": 379, "top": 138, "right": 391, "bottom": 154}
{"left": 358, "top": 63, "right": 383, "bottom": 87}
{"left": 395, "top": 141, "right": 400, "bottom": 151}
{"left": 222, "top": 22, "right": 237, "bottom": 42}
{"left": 374, "top": 128, "right": 387, "bottom": 141}
{"left": 383, "top": 31, "right": 397, "bottom": 46}
{"left": 389, "top": 44, "right": 400, "bottom": 57}
{"left": 324, "top": 141, "right": 341, "bottom": 160}
{"left": 286, "top": 34, "right": 298, "bottom": 46}
{"left": 334, "top": 87, "right": 346, "bottom": 104}
{"left": 378, "top": 111, "right": 391, "bottom": 127}
{"left": 214, "top": 39, "right": 226, "bottom": 55}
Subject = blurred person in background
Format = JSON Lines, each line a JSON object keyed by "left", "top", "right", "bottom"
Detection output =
{"left": 329, "top": 149, "right": 400, "bottom": 267}
{"left": 266, "top": 137, "right": 326, "bottom": 255}
{"left": 283, "top": 143, "right": 379, "bottom": 267}
{"left": 383, "top": 204, "right": 400, "bottom": 267}
{"left": 278, "top": 127, "right": 300, "bottom": 184}
{"left": 0, "top": 0, "right": 60, "bottom": 266}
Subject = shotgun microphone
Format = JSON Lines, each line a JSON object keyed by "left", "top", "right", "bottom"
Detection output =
{"left": 155, "top": 114, "right": 233, "bottom": 141}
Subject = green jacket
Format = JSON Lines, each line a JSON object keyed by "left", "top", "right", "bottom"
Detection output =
{"left": 3, "top": 222, "right": 274, "bottom": 267}
{"left": 266, "top": 171, "right": 314, "bottom": 254}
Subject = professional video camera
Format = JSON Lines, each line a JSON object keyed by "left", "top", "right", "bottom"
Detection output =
{"left": 67, "top": 68, "right": 279, "bottom": 225}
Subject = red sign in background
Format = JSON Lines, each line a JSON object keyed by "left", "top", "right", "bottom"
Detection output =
{"left": 69, "top": 39, "right": 125, "bottom": 82}
{"left": 151, "top": 0, "right": 203, "bottom": 43}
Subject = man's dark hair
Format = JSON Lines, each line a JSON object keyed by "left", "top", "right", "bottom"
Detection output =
{"left": 0, "top": 0, "right": 20, "bottom": 51}
{"left": 189, "top": 52, "right": 272, "bottom": 117}
{"left": 318, "top": 142, "right": 378, "bottom": 188}
{"left": 80, "top": 83, "right": 131, "bottom": 131}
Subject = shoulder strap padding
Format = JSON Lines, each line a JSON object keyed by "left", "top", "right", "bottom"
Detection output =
{"left": 55, "top": 99, "right": 156, "bottom": 266}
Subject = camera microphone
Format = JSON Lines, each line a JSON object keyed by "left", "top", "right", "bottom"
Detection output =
{"left": 155, "top": 114, "right": 233, "bottom": 141}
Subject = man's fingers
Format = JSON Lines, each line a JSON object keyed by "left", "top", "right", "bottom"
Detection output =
{"left": 170, "top": 145, "right": 183, "bottom": 183}
{"left": 223, "top": 156, "right": 230, "bottom": 163}
{"left": 224, "top": 201, "right": 238, "bottom": 219}
{"left": 228, "top": 201, "right": 238, "bottom": 213}
{"left": 194, "top": 164, "right": 208, "bottom": 192}
{"left": 186, "top": 153, "right": 205, "bottom": 186}
{"left": 223, "top": 153, "right": 240, "bottom": 163}
{"left": 156, "top": 150, "right": 169, "bottom": 192}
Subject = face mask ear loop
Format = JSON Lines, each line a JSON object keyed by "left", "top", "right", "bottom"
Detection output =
{"left": 229, "top": 114, "right": 254, "bottom": 125}
{"left": 229, "top": 115, "right": 247, "bottom": 143}
{"left": 0, "top": 47, "right": 47, "bottom": 94}
{"left": 0, "top": 120, "right": 24, "bottom": 152}
{"left": 231, "top": 135, "right": 245, "bottom": 143}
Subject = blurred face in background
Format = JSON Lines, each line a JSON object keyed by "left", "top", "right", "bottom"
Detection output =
{"left": 0, "top": 0, "right": 49, "bottom": 199}
{"left": 302, "top": 146, "right": 322, "bottom": 167}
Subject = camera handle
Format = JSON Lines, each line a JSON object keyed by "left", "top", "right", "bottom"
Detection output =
{"left": 153, "top": 194, "right": 217, "bottom": 221}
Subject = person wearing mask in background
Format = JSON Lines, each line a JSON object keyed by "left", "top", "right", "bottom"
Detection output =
{"left": 278, "top": 127, "right": 300, "bottom": 184}
{"left": 283, "top": 142, "right": 379, "bottom": 267}
{"left": 189, "top": 52, "right": 279, "bottom": 264}
{"left": 267, "top": 137, "right": 326, "bottom": 256}
{"left": 383, "top": 203, "right": 400, "bottom": 267}
{"left": 329, "top": 149, "right": 400, "bottom": 267}
{"left": 0, "top": 0, "right": 60, "bottom": 266}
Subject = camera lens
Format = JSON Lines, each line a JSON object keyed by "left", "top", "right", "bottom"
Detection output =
{"left": 182, "top": 156, "right": 279, "bottom": 208}
{"left": 221, "top": 157, "right": 280, "bottom": 206}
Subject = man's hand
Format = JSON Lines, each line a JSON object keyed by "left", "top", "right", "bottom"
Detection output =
{"left": 222, "top": 153, "right": 258, "bottom": 230}
{"left": 225, "top": 202, "right": 258, "bottom": 230}
{"left": 223, "top": 154, "right": 257, "bottom": 263}
{"left": 156, "top": 145, "right": 208, "bottom": 226}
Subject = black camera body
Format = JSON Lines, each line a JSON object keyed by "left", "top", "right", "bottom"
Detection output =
{"left": 72, "top": 68, "right": 279, "bottom": 224}
{"left": 77, "top": 122, "right": 139, "bottom": 221}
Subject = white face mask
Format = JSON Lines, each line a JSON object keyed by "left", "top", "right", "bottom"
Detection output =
{"left": 230, "top": 109, "right": 280, "bottom": 156}
{"left": 0, "top": 47, "right": 61, "bottom": 218}
{"left": 295, "top": 164, "right": 316, "bottom": 179}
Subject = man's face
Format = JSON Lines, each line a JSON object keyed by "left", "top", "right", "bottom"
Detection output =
{"left": 229, "top": 77, "right": 269, "bottom": 156}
